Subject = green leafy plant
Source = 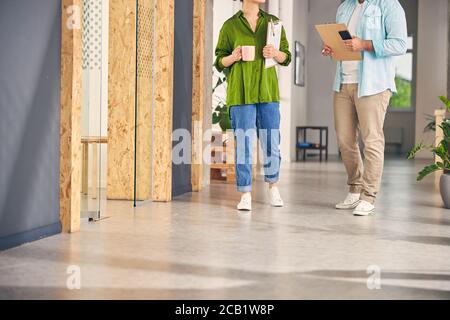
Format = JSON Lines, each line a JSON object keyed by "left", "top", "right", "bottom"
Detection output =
{"left": 420, "top": 97, "right": 450, "bottom": 133}
{"left": 439, "top": 95, "right": 450, "bottom": 110}
{"left": 408, "top": 96, "right": 450, "bottom": 181}
{"left": 423, "top": 114, "right": 436, "bottom": 133}
{"left": 212, "top": 68, "right": 231, "bottom": 132}
{"left": 212, "top": 102, "right": 231, "bottom": 132}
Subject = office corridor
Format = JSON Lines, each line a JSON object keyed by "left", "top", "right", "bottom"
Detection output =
{"left": 1, "top": 159, "right": 450, "bottom": 299}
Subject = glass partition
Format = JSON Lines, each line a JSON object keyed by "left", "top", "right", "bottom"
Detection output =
{"left": 134, "top": 0, "right": 155, "bottom": 206}
{"left": 80, "top": 0, "right": 109, "bottom": 220}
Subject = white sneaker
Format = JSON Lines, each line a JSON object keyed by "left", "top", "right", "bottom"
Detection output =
{"left": 237, "top": 193, "right": 252, "bottom": 211}
{"left": 335, "top": 193, "right": 361, "bottom": 210}
{"left": 269, "top": 186, "right": 284, "bottom": 207}
{"left": 353, "top": 200, "right": 375, "bottom": 216}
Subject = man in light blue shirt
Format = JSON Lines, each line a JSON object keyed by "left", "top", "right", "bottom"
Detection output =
{"left": 322, "top": 0, "right": 407, "bottom": 216}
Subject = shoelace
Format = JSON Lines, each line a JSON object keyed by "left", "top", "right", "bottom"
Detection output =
{"left": 356, "top": 201, "right": 372, "bottom": 210}
{"left": 271, "top": 189, "right": 282, "bottom": 202}
{"left": 344, "top": 195, "right": 359, "bottom": 204}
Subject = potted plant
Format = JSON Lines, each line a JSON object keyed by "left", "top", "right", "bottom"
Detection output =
{"left": 212, "top": 101, "right": 232, "bottom": 133}
{"left": 212, "top": 68, "right": 232, "bottom": 132}
{"left": 408, "top": 96, "right": 450, "bottom": 208}
{"left": 423, "top": 114, "right": 436, "bottom": 133}
{"left": 210, "top": 68, "right": 235, "bottom": 182}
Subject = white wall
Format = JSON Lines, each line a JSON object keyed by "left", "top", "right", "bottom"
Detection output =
{"left": 277, "top": 0, "right": 294, "bottom": 162}
{"left": 306, "top": 0, "right": 341, "bottom": 156}
{"left": 268, "top": 0, "right": 309, "bottom": 162}
{"left": 415, "top": 0, "right": 448, "bottom": 158}
{"left": 289, "top": 0, "right": 309, "bottom": 161}
{"left": 213, "top": 0, "right": 242, "bottom": 47}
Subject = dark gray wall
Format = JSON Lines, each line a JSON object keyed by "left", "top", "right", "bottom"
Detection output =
{"left": 172, "top": 0, "right": 193, "bottom": 197}
{"left": 0, "top": 0, "right": 62, "bottom": 250}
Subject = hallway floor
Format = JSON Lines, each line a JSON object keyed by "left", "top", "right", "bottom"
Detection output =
{"left": 1, "top": 159, "right": 450, "bottom": 299}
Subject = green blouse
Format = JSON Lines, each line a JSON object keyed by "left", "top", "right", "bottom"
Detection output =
{"left": 215, "top": 9, "right": 292, "bottom": 108}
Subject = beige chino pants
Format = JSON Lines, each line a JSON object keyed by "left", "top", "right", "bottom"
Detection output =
{"left": 333, "top": 84, "right": 391, "bottom": 204}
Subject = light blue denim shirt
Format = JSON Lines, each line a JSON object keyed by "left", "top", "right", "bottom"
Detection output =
{"left": 333, "top": 0, "right": 408, "bottom": 97}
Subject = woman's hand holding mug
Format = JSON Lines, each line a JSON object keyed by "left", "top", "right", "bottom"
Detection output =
{"left": 221, "top": 47, "right": 242, "bottom": 68}
{"left": 231, "top": 46, "right": 243, "bottom": 63}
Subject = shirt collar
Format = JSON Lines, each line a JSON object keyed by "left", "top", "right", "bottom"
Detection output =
{"left": 237, "top": 9, "right": 266, "bottom": 18}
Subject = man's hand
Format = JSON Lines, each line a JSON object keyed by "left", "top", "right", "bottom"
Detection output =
{"left": 322, "top": 45, "right": 334, "bottom": 57}
{"left": 344, "top": 37, "right": 374, "bottom": 52}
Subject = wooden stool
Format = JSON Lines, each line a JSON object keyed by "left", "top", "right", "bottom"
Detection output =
{"left": 81, "top": 136, "right": 108, "bottom": 199}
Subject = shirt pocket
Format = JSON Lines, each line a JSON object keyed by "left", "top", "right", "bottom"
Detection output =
{"left": 364, "top": 6, "right": 382, "bottom": 30}
{"left": 336, "top": 10, "right": 346, "bottom": 24}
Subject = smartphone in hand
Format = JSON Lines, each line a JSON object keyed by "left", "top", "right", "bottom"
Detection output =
{"left": 339, "top": 30, "right": 353, "bottom": 41}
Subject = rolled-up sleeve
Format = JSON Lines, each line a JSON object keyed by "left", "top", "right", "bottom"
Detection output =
{"left": 372, "top": 2, "right": 408, "bottom": 58}
{"left": 278, "top": 26, "right": 292, "bottom": 67}
{"left": 215, "top": 25, "right": 232, "bottom": 73}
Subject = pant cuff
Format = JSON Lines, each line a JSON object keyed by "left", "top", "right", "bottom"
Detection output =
{"left": 349, "top": 186, "right": 363, "bottom": 194}
{"left": 360, "top": 193, "right": 376, "bottom": 204}
{"left": 237, "top": 185, "right": 252, "bottom": 193}
{"left": 265, "top": 177, "right": 279, "bottom": 184}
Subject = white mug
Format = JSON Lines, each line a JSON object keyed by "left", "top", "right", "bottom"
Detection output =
{"left": 241, "top": 46, "right": 256, "bottom": 62}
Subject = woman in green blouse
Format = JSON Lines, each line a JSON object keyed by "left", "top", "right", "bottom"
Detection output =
{"left": 215, "top": 0, "right": 291, "bottom": 211}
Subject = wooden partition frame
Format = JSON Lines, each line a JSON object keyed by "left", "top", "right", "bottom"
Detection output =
{"left": 60, "top": 0, "right": 177, "bottom": 229}
{"left": 107, "top": 0, "right": 138, "bottom": 201}
{"left": 191, "top": 0, "right": 207, "bottom": 192}
{"left": 108, "top": 0, "right": 155, "bottom": 201}
{"left": 60, "top": 0, "right": 83, "bottom": 233}
{"left": 152, "top": 0, "right": 175, "bottom": 201}
{"left": 108, "top": 0, "right": 174, "bottom": 202}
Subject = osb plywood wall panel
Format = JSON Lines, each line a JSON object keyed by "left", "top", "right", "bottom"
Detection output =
{"left": 61, "top": 0, "right": 83, "bottom": 232}
{"left": 152, "top": 0, "right": 174, "bottom": 201}
{"left": 191, "top": 0, "right": 206, "bottom": 192}
{"left": 107, "top": 0, "right": 136, "bottom": 200}
{"left": 107, "top": 0, "right": 154, "bottom": 201}
{"left": 135, "top": 0, "right": 154, "bottom": 201}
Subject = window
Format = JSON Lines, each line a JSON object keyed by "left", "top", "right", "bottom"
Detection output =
{"left": 390, "top": 36, "right": 415, "bottom": 111}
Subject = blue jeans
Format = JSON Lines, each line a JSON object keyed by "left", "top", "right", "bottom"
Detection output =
{"left": 230, "top": 102, "right": 281, "bottom": 193}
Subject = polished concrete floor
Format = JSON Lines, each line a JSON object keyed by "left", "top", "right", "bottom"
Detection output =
{"left": 1, "top": 158, "right": 450, "bottom": 299}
